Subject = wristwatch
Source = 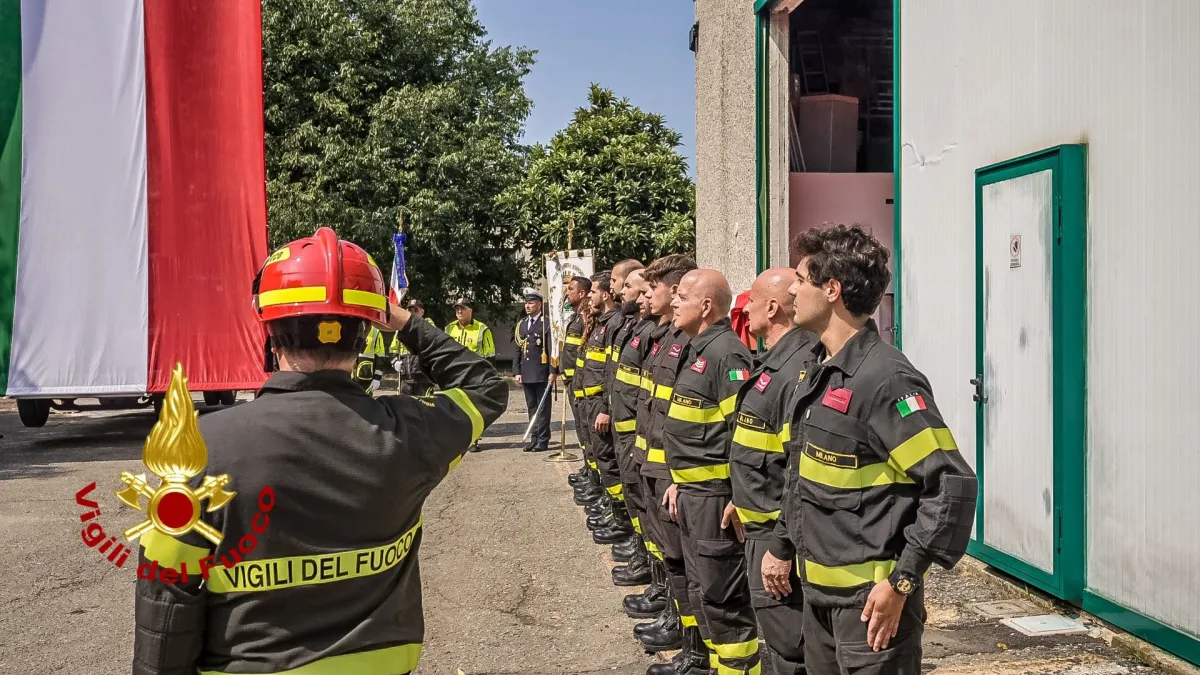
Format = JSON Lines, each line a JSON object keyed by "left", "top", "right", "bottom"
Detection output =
{"left": 887, "top": 570, "right": 919, "bottom": 596}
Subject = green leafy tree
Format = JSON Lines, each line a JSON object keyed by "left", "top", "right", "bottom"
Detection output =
{"left": 262, "top": 0, "right": 534, "bottom": 324}
{"left": 498, "top": 84, "right": 695, "bottom": 274}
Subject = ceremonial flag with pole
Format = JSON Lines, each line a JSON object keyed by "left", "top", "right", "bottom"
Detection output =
{"left": 389, "top": 224, "right": 408, "bottom": 306}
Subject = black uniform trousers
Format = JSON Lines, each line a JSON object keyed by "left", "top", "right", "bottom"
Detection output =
{"left": 522, "top": 380, "right": 551, "bottom": 449}
{"left": 745, "top": 537, "right": 806, "bottom": 674}
{"left": 577, "top": 396, "right": 622, "bottom": 494}
{"left": 614, "top": 432, "right": 646, "bottom": 533}
{"left": 640, "top": 475, "right": 700, "bottom": 638}
{"left": 676, "top": 490, "right": 760, "bottom": 675}
{"left": 803, "top": 590, "right": 925, "bottom": 675}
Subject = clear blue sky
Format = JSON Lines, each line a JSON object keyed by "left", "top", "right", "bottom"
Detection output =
{"left": 473, "top": 0, "right": 698, "bottom": 174}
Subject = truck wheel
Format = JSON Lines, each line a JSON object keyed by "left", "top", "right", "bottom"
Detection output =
{"left": 17, "top": 399, "right": 51, "bottom": 428}
{"left": 218, "top": 390, "right": 237, "bottom": 406}
{"left": 203, "top": 391, "right": 221, "bottom": 406}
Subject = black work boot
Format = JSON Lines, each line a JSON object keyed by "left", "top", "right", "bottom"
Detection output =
{"left": 574, "top": 484, "right": 605, "bottom": 506}
{"left": 584, "top": 498, "right": 611, "bottom": 516}
{"left": 646, "top": 663, "right": 677, "bottom": 675}
{"left": 568, "top": 467, "right": 590, "bottom": 485}
{"left": 634, "top": 603, "right": 671, "bottom": 638}
{"left": 593, "top": 501, "right": 635, "bottom": 544}
{"left": 587, "top": 509, "right": 615, "bottom": 530}
{"left": 612, "top": 540, "right": 653, "bottom": 586}
{"left": 638, "top": 603, "right": 682, "bottom": 653}
{"left": 611, "top": 536, "right": 639, "bottom": 562}
{"left": 625, "top": 559, "right": 669, "bottom": 618}
{"left": 676, "top": 625, "right": 709, "bottom": 673}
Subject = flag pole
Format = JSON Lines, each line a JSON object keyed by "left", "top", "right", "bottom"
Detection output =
{"left": 545, "top": 216, "right": 580, "bottom": 463}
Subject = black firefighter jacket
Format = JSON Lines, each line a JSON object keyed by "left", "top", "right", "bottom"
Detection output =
{"left": 771, "top": 320, "right": 978, "bottom": 608}
{"left": 663, "top": 318, "right": 753, "bottom": 495}
{"left": 729, "top": 326, "right": 818, "bottom": 539}
{"left": 132, "top": 317, "right": 508, "bottom": 675}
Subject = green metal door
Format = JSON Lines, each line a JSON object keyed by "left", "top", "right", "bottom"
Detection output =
{"left": 969, "top": 145, "right": 1087, "bottom": 603}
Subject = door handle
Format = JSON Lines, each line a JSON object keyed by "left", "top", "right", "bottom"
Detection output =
{"left": 970, "top": 375, "right": 987, "bottom": 404}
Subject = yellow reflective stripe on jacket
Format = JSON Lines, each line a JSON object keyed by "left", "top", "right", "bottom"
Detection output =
{"left": 732, "top": 425, "right": 785, "bottom": 453}
{"left": 635, "top": 435, "right": 648, "bottom": 450}
{"left": 646, "top": 447, "right": 666, "bottom": 464}
{"left": 718, "top": 394, "right": 738, "bottom": 418}
{"left": 565, "top": 336, "right": 583, "bottom": 345}
{"left": 614, "top": 419, "right": 637, "bottom": 433}
{"left": 803, "top": 558, "right": 894, "bottom": 588}
{"left": 667, "top": 402, "right": 723, "bottom": 425}
{"left": 564, "top": 368, "right": 576, "bottom": 377}
{"left": 714, "top": 638, "right": 760, "bottom": 659}
{"left": 586, "top": 348, "right": 607, "bottom": 362}
{"left": 575, "top": 384, "right": 604, "bottom": 398}
{"left": 200, "top": 643, "right": 422, "bottom": 675}
{"left": 437, "top": 388, "right": 485, "bottom": 442}
{"left": 891, "top": 427, "right": 958, "bottom": 471}
{"left": 799, "top": 449, "right": 915, "bottom": 489}
{"left": 734, "top": 506, "right": 780, "bottom": 524}
{"left": 206, "top": 517, "right": 423, "bottom": 593}
{"left": 670, "top": 463, "right": 731, "bottom": 483}
{"left": 576, "top": 357, "right": 585, "bottom": 367}
{"left": 615, "top": 368, "right": 641, "bottom": 387}
{"left": 780, "top": 423, "right": 791, "bottom": 443}
{"left": 142, "top": 529, "right": 211, "bottom": 572}
{"left": 640, "top": 375, "right": 654, "bottom": 392}
{"left": 654, "top": 385, "right": 673, "bottom": 400}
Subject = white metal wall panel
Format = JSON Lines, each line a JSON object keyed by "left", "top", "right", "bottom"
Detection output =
{"left": 980, "top": 171, "right": 1056, "bottom": 574}
{"left": 900, "top": 0, "right": 1200, "bottom": 638}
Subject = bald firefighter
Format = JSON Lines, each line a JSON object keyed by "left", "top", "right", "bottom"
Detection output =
{"left": 634, "top": 254, "right": 699, "bottom": 673}
{"left": 774, "top": 224, "right": 977, "bottom": 674}
{"left": 131, "top": 227, "right": 507, "bottom": 675}
{"left": 729, "top": 268, "right": 817, "bottom": 675}
{"left": 663, "top": 269, "right": 759, "bottom": 675}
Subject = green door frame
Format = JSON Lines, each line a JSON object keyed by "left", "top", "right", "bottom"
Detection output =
{"left": 753, "top": 0, "right": 902, "bottom": 347}
{"left": 968, "top": 144, "right": 1088, "bottom": 604}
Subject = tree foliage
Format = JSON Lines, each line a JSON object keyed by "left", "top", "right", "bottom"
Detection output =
{"left": 262, "top": 0, "right": 534, "bottom": 323}
{"left": 498, "top": 84, "right": 695, "bottom": 274}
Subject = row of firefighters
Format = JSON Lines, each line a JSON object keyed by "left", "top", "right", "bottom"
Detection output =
{"left": 545, "top": 238, "right": 978, "bottom": 675}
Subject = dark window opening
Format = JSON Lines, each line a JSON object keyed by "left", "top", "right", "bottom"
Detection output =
{"left": 787, "top": 0, "right": 893, "bottom": 174}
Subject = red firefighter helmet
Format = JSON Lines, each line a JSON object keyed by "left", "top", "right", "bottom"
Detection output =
{"left": 254, "top": 227, "right": 388, "bottom": 324}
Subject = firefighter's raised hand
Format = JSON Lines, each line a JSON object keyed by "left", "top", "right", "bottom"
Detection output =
{"left": 376, "top": 302, "right": 412, "bottom": 333}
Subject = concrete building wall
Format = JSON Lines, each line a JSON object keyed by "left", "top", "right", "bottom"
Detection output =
{"left": 694, "top": 0, "right": 789, "bottom": 293}
{"left": 900, "top": 0, "right": 1200, "bottom": 642}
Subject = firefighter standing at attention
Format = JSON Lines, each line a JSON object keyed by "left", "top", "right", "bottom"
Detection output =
{"left": 662, "top": 268, "right": 760, "bottom": 675}
{"left": 131, "top": 226, "right": 507, "bottom": 675}
{"left": 728, "top": 267, "right": 817, "bottom": 675}
{"left": 562, "top": 276, "right": 595, "bottom": 487}
{"left": 633, "top": 254, "right": 699, "bottom": 673}
{"left": 770, "top": 224, "right": 977, "bottom": 674}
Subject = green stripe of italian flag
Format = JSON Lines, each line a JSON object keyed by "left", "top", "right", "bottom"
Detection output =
{"left": 896, "top": 394, "right": 927, "bottom": 417}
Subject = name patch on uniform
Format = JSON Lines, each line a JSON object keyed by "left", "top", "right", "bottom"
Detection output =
{"left": 631, "top": 336, "right": 641, "bottom": 349}
{"left": 651, "top": 342, "right": 662, "bottom": 356}
{"left": 804, "top": 442, "right": 859, "bottom": 469}
{"left": 737, "top": 412, "right": 767, "bottom": 430}
{"left": 671, "top": 393, "right": 702, "bottom": 409}
{"left": 667, "top": 343, "right": 682, "bottom": 358}
{"left": 822, "top": 387, "right": 853, "bottom": 414}
{"left": 690, "top": 357, "right": 707, "bottom": 373}
{"left": 754, "top": 373, "right": 772, "bottom": 393}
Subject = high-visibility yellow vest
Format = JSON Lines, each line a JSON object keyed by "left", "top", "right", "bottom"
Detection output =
{"left": 444, "top": 320, "right": 495, "bottom": 358}
{"left": 360, "top": 327, "right": 387, "bottom": 358}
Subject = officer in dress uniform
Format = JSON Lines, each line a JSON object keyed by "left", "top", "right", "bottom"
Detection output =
{"left": 514, "top": 289, "right": 555, "bottom": 452}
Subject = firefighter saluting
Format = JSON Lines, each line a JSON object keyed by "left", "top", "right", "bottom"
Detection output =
{"left": 131, "top": 226, "right": 507, "bottom": 675}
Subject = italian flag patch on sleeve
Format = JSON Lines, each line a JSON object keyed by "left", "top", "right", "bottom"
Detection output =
{"left": 895, "top": 393, "right": 927, "bottom": 417}
{"left": 729, "top": 369, "right": 750, "bottom": 381}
